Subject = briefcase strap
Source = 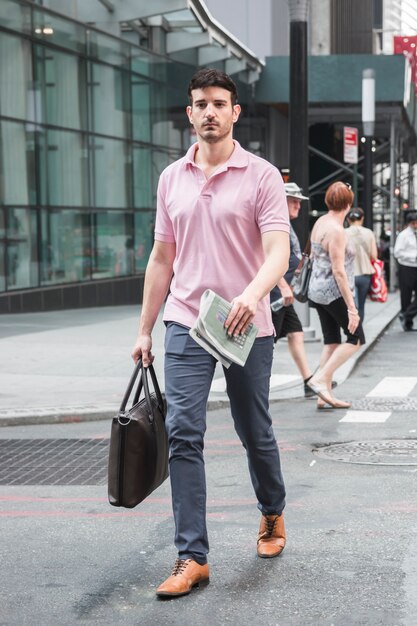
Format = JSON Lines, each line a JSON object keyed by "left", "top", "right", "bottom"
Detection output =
{"left": 118, "top": 361, "right": 165, "bottom": 421}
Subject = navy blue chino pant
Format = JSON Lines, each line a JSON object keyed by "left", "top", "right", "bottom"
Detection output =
{"left": 164, "top": 322, "right": 286, "bottom": 565}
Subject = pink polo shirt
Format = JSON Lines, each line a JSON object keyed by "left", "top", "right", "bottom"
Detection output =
{"left": 155, "top": 141, "right": 290, "bottom": 336}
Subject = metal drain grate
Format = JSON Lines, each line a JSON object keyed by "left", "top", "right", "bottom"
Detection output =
{"left": 351, "top": 397, "right": 417, "bottom": 411}
{"left": 313, "top": 439, "right": 417, "bottom": 466}
{"left": 0, "top": 439, "right": 109, "bottom": 485}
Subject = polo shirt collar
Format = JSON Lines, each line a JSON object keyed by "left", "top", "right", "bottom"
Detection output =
{"left": 184, "top": 140, "right": 249, "bottom": 170}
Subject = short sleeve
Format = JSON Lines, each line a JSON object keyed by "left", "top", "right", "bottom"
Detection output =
{"left": 154, "top": 172, "right": 175, "bottom": 243}
{"left": 256, "top": 166, "right": 290, "bottom": 234}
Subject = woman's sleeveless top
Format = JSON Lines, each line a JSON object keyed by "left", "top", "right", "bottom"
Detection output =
{"left": 308, "top": 240, "right": 355, "bottom": 305}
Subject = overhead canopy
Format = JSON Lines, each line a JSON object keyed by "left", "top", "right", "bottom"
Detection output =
{"left": 256, "top": 54, "right": 417, "bottom": 149}
{"left": 117, "top": 0, "right": 263, "bottom": 83}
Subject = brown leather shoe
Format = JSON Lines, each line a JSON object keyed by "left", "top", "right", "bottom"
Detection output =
{"left": 156, "top": 558, "right": 210, "bottom": 598}
{"left": 257, "top": 513, "right": 286, "bottom": 558}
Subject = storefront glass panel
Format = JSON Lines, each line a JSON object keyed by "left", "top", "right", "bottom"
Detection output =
{"left": 34, "top": 45, "right": 86, "bottom": 130}
{"left": 38, "top": 128, "right": 89, "bottom": 207}
{"left": 0, "top": 32, "right": 33, "bottom": 122}
{"left": 91, "top": 211, "right": 134, "bottom": 279}
{"left": 7, "top": 207, "right": 38, "bottom": 289}
{"left": 134, "top": 210, "right": 155, "bottom": 272}
{"left": 40, "top": 209, "right": 91, "bottom": 284}
{"left": 0, "top": 208, "right": 5, "bottom": 291}
{"left": 132, "top": 145, "right": 152, "bottom": 208}
{"left": 92, "top": 136, "right": 130, "bottom": 208}
{"left": 0, "top": 120, "right": 35, "bottom": 206}
{"left": 0, "top": 0, "right": 30, "bottom": 34}
{"left": 33, "top": 9, "right": 86, "bottom": 54}
{"left": 89, "top": 62, "right": 129, "bottom": 139}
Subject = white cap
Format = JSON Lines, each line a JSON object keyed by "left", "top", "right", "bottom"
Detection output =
{"left": 284, "top": 182, "right": 309, "bottom": 200}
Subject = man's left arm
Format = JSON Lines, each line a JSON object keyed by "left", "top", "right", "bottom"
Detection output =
{"left": 225, "top": 230, "right": 290, "bottom": 336}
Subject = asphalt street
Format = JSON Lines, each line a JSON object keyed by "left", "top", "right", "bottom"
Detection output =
{"left": 0, "top": 315, "right": 416, "bottom": 625}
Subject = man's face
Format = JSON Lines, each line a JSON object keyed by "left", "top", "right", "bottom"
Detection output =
{"left": 409, "top": 219, "right": 417, "bottom": 231}
{"left": 186, "top": 86, "right": 241, "bottom": 144}
{"left": 287, "top": 197, "right": 301, "bottom": 220}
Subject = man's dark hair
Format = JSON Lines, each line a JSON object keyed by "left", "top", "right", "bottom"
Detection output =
{"left": 406, "top": 211, "right": 417, "bottom": 223}
{"left": 187, "top": 68, "right": 238, "bottom": 105}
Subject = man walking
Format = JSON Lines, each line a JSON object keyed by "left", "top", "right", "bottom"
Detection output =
{"left": 270, "top": 182, "right": 315, "bottom": 396}
{"left": 394, "top": 211, "right": 417, "bottom": 331}
{"left": 131, "top": 68, "right": 290, "bottom": 597}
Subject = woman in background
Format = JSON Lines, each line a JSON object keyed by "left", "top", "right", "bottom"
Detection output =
{"left": 345, "top": 207, "right": 378, "bottom": 322}
{"left": 307, "top": 182, "right": 365, "bottom": 409}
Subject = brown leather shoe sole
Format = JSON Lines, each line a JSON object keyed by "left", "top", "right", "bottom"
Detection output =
{"left": 156, "top": 577, "right": 210, "bottom": 598}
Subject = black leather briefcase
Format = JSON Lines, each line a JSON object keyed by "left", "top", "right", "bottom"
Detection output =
{"left": 108, "top": 361, "right": 169, "bottom": 508}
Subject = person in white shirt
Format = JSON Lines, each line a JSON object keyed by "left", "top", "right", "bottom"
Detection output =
{"left": 394, "top": 211, "right": 417, "bottom": 331}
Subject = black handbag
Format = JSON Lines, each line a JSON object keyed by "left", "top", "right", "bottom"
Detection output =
{"left": 291, "top": 239, "right": 312, "bottom": 303}
{"left": 108, "top": 361, "right": 169, "bottom": 508}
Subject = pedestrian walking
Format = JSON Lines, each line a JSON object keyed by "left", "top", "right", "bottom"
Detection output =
{"left": 345, "top": 206, "right": 378, "bottom": 322}
{"left": 394, "top": 211, "right": 417, "bottom": 331}
{"left": 131, "top": 68, "right": 290, "bottom": 598}
{"left": 306, "top": 182, "right": 365, "bottom": 409}
{"left": 270, "top": 182, "right": 315, "bottom": 396}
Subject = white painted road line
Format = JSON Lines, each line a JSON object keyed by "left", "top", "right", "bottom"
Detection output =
{"left": 366, "top": 377, "right": 417, "bottom": 398}
{"left": 339, "top": 410, "right": 392, "bottom": 423}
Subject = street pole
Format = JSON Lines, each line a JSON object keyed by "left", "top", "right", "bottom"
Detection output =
{"left": 389, "top": 117, "right": 397, "bottom": 292}
{"left": 362, "top": 68, "right": 375, "bottom": 230}
{"left": 289, "top": 0, "right": 309, "bottom": 249}
{"left": 289, "top": 0, "right": 315, "bottom": 337}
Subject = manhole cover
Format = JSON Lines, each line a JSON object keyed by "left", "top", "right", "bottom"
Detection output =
{"left": 0, "top": 439, "right": 108, "bottom": 485}
{"left": 313, "top": 439, "right": 417, "bottom": 466}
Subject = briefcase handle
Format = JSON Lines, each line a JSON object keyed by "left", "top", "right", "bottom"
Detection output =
{"left": 118, "top": 360, "right": 165, "bottom": 422}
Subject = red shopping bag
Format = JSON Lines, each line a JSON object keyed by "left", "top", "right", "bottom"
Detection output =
{"left": 368, "top": 259, "right": 387, "bottom": 302}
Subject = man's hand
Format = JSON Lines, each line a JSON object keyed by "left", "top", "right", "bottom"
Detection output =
{"left": 131, "top": 334, "right": 154, "bottom": 367}
{"left": 224, "top": 291, "right": 257, "bottom": 336}
{"left": 279, "top": 281, "right": 294, "bottom": 306}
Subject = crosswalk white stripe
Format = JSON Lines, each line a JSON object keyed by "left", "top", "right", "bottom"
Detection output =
{"left": 366, "top": 377, "right": 417, "bottom": 398}
{"left": 339, "top": 410, "right": 392, "bottom": 423}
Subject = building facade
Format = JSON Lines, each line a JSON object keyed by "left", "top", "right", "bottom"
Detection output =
{"left": 0, "top": 0, "right": 261, "bottom": 311}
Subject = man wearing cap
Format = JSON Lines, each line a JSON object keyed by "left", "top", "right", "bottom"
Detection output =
{"left": 270, "top": 182, "right": 315, "bottom": 396}
{"left": 394, "top": 211, "right": 417, "bottom": 331}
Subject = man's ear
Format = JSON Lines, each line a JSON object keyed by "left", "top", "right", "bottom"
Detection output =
{"left": 232, "top": 104, "right": 241, "bottom": 123}
{"left": 186, "top": 105, "right": 193, "bottom": 124}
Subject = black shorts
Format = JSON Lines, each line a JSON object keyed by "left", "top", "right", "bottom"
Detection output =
{"left": 272, "top": 304, "right": 303, "bottom": 343}
{"left": 313, "top": 297, "right": 365, "bottom": 346}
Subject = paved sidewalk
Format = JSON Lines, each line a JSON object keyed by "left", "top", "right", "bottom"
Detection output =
{"left": 0, "top": 293, "right": 400, "bottom": 426}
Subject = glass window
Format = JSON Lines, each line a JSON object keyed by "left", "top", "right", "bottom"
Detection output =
{"left": 34, "top": 45, "right": 86, "bottom": 130}
{"left": 87, "top": 31, "right": 130, "bottom": 67}
{"left": 7, "top": 208, "right": 38, "bottom": 290}
{"left": 40, "top": 209, "right": 91, "bottom": 284}
{"left": 91, "top": 211, "right": 134, "bottom": 279}
{"left": 132, "top": 146, "right": 152, "bottom": 208}
{"left": 131, "top": 79, "right": 151, "bottom": 143}
{"left": 89, "top": 63, "right": 130, "bottom": 139}
{"left": 0, "top": 208, "right": 5, "bottom": 291}
{"left": 0, "top": 121, "right": 35, "bottom": 205}
{"left": 0, "top": 0, "right": 30, "bottom": 34}
{"left": 37, "top": 129, "right": 89, "bottom": 207}
{"left": 134, "top": 210, "right": 155, "bottom": 272}
{"left": 0, "top": 32, "right": 33, "bottom": 121}
{"left": 33, "top": 9, "right": 86, "bottom": 54}
{"left": 92, "top": 136, "right": 130, "bottom": 208}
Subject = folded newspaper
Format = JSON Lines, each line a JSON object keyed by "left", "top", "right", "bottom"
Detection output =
{"left": 189, "top": 289, "right": 258, "bottom": 368}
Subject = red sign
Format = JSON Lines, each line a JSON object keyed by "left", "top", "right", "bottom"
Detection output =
{"left": 394, "top": 36, "right": 417, "bottom": 95}
{"left": 343, "top": 127, "right": 358, "bottom": 164}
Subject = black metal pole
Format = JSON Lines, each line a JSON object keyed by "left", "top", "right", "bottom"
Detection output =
{"left": 363, "top": 136, "right": 374, "bottom": 230}
{"left": 289, "top": 10, "right": 309, "bottom": 248}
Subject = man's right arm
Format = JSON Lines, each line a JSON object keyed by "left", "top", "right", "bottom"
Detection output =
{"left": 131, "top": 240, "right": 176, "bottom": 366}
